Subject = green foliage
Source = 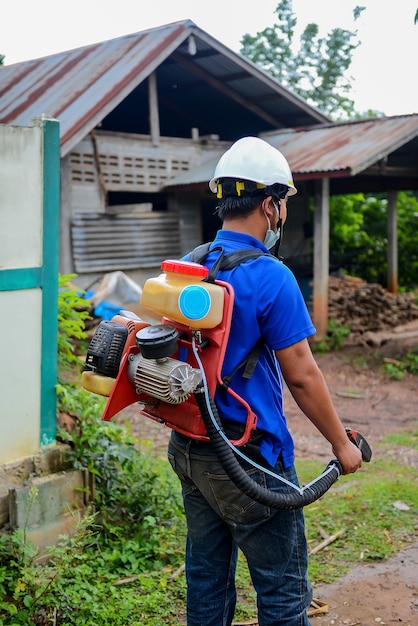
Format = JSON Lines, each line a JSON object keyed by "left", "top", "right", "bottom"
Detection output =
{"left": 1, "top": 405, "right": 186, "bottom": 624}
{"left": 0, "top": 54, "right": 4, "bottom": 66}
{"left": 56, "top": 378, "right": 106, "bottom": 422}
{"left": 327, "top": 191, "right": 418, "bottom": 289}
{"left": 57, "top": 274, "right": 91, "bottom": 376}
{"left": 58, "top": 393, "right": 184, "bottom": 567}
{"left": 311, "top": 319, "right": 351, "bottom": 353}
{"left": 382, "top": 425, "right": 418, "bottom": 450}
{"left": 240, "top": 0, "right": 370, "bottom": 119}
{"left": 0, "top": 488, "right": 101, "bottom": 625}
{"left": 0, "top": 501, "right": 186, "bottom": 625}
{"left": 382, "top": 349, "right": 418, "bottom": 379}
{"left": 329, "top": 193, "right": 369, "bottom": 250}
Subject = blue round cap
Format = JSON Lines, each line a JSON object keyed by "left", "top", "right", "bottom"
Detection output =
{"left": 178, "top": 285, "right": 211, "bottom": 320}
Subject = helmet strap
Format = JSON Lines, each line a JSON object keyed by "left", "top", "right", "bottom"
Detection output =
{"left": 271, "top": 218, "right": 283, "bottom": 258}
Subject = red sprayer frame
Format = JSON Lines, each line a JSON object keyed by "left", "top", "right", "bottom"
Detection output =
{"left": 102, "top": 280, "right": 258, "bottom": 446}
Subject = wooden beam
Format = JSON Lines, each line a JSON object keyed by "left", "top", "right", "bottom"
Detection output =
{"left": 60, "top": 155, "right": 76, "bottom": 274}
{"left": 171, "top": 51, "right": 285, "bottom": 129}
{"left": 361, "top": 165, "right": 418, "bottom": 177}
{"left": 387, "top": 189, "right": 398, "bottom": 294}
{"left": 148, "top": 72, "right": 160, "bottom": 146}
{"left": 313, "top": 178, "right": 330, "bottom": 341}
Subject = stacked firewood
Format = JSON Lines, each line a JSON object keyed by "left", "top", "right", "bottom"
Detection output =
{"left": 327, "top": 274, "right": 418, "bottom": 335}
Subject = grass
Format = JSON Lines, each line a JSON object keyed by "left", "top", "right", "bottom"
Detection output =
{"left": 229, "top": 449, "right": 418, "bottom": 621}
{"left": 380, "top": 425, "right": 418, "bottom": 450}
{"left": 302, "top": 457, "right": 417, "bottom": 583}
{"left": 2, "top": 439, "right": 416, "bottom": 625}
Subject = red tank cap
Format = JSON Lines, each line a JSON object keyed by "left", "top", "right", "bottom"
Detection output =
{"left": 161, "top": 259, "right": 209, "bottom": 278}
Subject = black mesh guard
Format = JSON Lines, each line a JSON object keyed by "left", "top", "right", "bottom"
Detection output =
{"left": 84, "top": 321, "right": 128, "bottom": 378}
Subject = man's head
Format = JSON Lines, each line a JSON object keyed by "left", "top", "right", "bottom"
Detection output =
{"left": 209, "top": 137, "right": 296, "bottom": 254}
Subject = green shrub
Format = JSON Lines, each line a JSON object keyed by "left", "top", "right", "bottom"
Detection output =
{"left": 0, "top": 273, "right": 187, "bottom": 624}
{"left": 61, "top": 408, "right": 184, "bottom": 567}
{"left": 312, "top": 318, "right": 351, "bottom": 353}
{"left": 57, "top": 274, "right": 91, "bottom": 376}
{"left": 383, "top": 349, "right": 418, "bottom": 379}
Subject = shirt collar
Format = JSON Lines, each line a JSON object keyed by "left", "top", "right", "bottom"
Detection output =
{"left": 213, "top": 230, "right": 268, "bottom": 252}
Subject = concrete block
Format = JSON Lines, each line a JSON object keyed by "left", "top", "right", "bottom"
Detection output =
{"left": 0, "top": 443, "right": 73, "bottom": 529}
{"left": 9, "top": 469, "right": 94, "bottom": 552}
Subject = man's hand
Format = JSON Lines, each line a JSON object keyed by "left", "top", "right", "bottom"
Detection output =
{"left": 332, "top": 439, "right": 363, "bottom": 475}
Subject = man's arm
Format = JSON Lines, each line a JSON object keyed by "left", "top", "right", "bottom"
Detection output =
{"left": 275, "top": 338, "right": 362, "bottom": 474}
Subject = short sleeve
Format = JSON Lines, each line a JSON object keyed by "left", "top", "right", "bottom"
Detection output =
{"left": 257, "top": 259, "right": 316, "bottom": 350}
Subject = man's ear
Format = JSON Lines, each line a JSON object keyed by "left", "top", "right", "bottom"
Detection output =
{"left": 262, "top": 195, "right": 276, "bottom": 219}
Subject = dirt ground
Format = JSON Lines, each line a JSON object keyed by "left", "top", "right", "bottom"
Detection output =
{"left": 290, "top": 340, "right": 418, "bottom": 626}
{"left": 119, "top": 335, "right": 418, "bottom": 626}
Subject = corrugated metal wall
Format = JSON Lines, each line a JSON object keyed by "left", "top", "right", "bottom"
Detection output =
{"left": 71, "top": 209, "right": 181, "bottom": 273}
{"left": 67, "top": 133, "right": 210, "bottom": 273}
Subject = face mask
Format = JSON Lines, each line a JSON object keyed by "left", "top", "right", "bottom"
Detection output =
{"left": 263, "top": 223, "right": 281, "bottom": 249}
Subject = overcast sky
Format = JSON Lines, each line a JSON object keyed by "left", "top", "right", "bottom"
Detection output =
{"left": 2, "top": 0, "right": 417, "bottom": 116}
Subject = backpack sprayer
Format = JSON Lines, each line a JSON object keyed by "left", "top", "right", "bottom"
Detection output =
{"left": 82, "top": 257, "right": 371, "bottom": 509}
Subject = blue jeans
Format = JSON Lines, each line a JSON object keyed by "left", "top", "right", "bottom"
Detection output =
{"left": 168, "top": 431, "right": 312, "bottom": 626}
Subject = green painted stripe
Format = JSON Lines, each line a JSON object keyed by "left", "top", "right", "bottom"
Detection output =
{"left": 40, "top": 118, "right": 60, "bottom": 446}
{"left": 0, "top": 267, "right": 43, "bottom": 291}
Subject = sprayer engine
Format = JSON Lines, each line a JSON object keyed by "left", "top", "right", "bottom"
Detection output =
{"left": 126, "top": 354, "right": 201, "bottom": 404}
{"left": 127, "top": 325, "right": 202, "bottom": 404}
{"left": 83, "top": 315, "right": 202, "bottom": 405}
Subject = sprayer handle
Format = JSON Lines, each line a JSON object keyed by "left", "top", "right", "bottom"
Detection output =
{"left": 328, "top": 459, "right": 343, "bottom": 476}
{"left": 345, "top": 428, "right": 373, "bottom": 462}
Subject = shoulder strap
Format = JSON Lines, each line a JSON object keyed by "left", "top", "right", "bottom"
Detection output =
{"left": 219, "top": 337, "right": 265, "bottom": 390}
{"left": 219, "top": 249, "right": 268, "bottom": 270}
{"left": 188, "top": 242, "right": 270, "bottom": 382}
{"left": 189, "top": 242, "right": 270, "bottom": 279}
{"left": 188, "top": 242, "right": 212, "bottom": 264}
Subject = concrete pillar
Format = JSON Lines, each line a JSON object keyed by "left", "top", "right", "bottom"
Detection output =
{"left": 313, "top": 178, "right": 330, "bottom": 340}
{"left": 387, "top": 190, "right": 398, "bottom": 294}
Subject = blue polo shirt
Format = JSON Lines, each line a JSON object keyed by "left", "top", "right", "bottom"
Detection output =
{"left": 185, "top": 230, "right": 316, "bottom": 467}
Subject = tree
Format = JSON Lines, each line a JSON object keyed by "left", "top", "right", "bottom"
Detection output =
{"left": 0, "top": 55, "right": 4, "bottom": 66}
{"left": 240, "top": 0, "right": 366, "bottom": 119}
{"left": 328, "top": 192, "right": 418, "bottom": 289}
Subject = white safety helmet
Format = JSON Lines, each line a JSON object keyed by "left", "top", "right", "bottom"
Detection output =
{"left": 209, "top": 136, "right": 297, "bottom": 198}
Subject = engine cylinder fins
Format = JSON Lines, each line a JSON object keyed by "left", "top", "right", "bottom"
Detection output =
{"left": 127, "top": 354, "right": 202, "bottom": 404}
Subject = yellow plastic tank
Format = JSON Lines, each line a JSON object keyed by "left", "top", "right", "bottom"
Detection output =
{"left": 140, "top": 260, "right": 224, "bottom": 328}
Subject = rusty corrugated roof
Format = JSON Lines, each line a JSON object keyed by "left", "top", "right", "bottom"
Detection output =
{"left": 263, "top": 115, "right": 418, "bottom": 178}
{"left": 166, "top": 115, "right": 418, "bottom": 188}
{"left": 0, "top": 20, "right": 329, "bottom": 157}
{"left": 0, "top": 22, "right": 196, "bottom": 155}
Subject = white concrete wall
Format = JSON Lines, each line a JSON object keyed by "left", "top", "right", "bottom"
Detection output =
{"left": 0, "top": 123, "right": 44, "bottom": 463}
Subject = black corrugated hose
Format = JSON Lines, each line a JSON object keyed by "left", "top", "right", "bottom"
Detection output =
{"left": 194, "top": 389, "right": 343, "bottom": 510}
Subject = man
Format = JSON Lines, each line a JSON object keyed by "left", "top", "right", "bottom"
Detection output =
{"left": 167, "top": 136, "right": 362, "bottom": 626}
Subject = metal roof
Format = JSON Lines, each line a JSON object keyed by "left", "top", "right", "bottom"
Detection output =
{"left": 0, "top": 20, "right": 329, "bottom": 157}
{"left": 166, "top": 115, "right": 418, "bottom": 191}
{"left": 263, "top": 115, "right": 418, "bottom": 178}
